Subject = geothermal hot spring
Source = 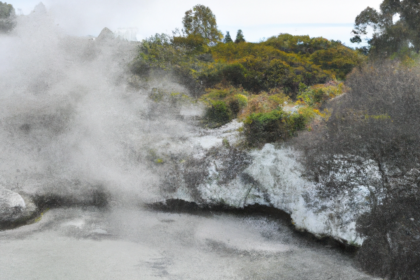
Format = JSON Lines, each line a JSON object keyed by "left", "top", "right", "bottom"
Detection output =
{"left": 0, "top": 6, "right": 379, "bottom": 280}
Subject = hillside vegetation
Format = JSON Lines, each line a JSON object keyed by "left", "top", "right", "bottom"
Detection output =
{"left": 130, "top": 5, "right": 364, "bottom": 147}
{"left": 132, "top": 33, "right": 362, "bottom": 96}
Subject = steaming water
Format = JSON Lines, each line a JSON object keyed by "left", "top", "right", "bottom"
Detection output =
{"left": 0, "top": 6, "right": 380, "bottom": 280}
{"left": 0, "top": 207, "right": 378, "bottom": 280}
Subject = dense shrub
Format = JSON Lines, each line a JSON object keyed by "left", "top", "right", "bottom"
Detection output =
{"left": 199, "top": 62, "right": 248, "bottom": 88}
{"left": 206, "top": 42, "right": 333, "bottom": 94}
{"left": 244, "top": 110, "right": 286, "bottom": 146}
{"left": 297, "top": 62, "right": 420, "bottom": 279}
{"left": 264, "top": 34, "right": 339, "bottom": 55}
{"left": 241, "top": 89, "right": 310, "bottom": 146}
{"left": 172, "top": 34, "right": 209, "bottom": 54}
{"left": 203, "top": 100, "right": 232, "bottom": 127}
{"left": 297, "top": 81, "right": 345, "bottom": 107}
{"left": 239, "top": 91, "right": 289, "bottom": 117}
{"left": 264, "top": 34, "right": 365, "bottom": 80}
{"left": 243, "top": 109, "right": 307, "bottom": 146}
{"left": 199, "top": 82, "right": 340, "bottom": 144}
{"left": 132, "top": 32, "right": 362, "bottom": 97}
{"left": 309, "top": 46, "right": 364, "bottom": 80}
{"left": 200, "top": 87, "right": 249, "bottom": 127}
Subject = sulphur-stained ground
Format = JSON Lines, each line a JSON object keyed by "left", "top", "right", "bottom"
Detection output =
{"left": 0, "top": 207, "right": 380, "bottom": 280}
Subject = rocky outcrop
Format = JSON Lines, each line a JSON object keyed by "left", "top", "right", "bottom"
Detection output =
{"left": 156, "top": 120, "right": 371, "bottom": 246}
{"left": 0, "top": 184, "right": 109, "bottom": 230}
{"left": 0, "top": 188, "right": 26, "bottom": 222}
{"left": 0, "top": 187, "right": 37, "bottom": 229}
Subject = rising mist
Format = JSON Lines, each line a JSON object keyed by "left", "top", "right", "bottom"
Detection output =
{"left": 0, "top": 4, "right": 196, "bottom": 206}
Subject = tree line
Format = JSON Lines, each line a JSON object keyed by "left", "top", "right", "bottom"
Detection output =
{"left": 351, "top": 0, "right": 420, "bottom": 61}
{"left": 0, "top": 1, "right": 15, "bottom": 32}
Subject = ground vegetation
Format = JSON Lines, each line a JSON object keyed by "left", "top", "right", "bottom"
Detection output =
{"left": 296, "top": 62, "right": 420, "bottom": 279}
{"left": 130, "top": 5, "right": 363, "bottom": 146}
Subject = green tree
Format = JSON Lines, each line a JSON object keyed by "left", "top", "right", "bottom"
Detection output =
{"left": 182, "top": 4, "right": 223, "bottom": 45}
{"left": 224, "top": 31, "right": 233, "bottom": 43}
{"left": 351, "top": 0, "right": 420, "bottom": 58}
{"left": 0, "top": 1, "right": 15, "bottom": 32}
{"left": 235, "top": 29, "right": 245, "bottom": 43}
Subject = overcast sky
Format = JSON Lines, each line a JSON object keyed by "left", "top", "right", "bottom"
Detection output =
{"left": 11, "top": 0, "right": 383, "bottom": 45}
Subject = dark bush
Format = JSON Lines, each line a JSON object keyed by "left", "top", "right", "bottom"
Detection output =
{"left": 221, "top": 63, "right": 247, "bottom": 86}
{"left": 199, "top": 62, "right": 247, "bottom": 89}
{"left": 203, "top": 100, "right": 232, "bottom": 128}
{"left": 297, "top": 62, "right": 420, "bottom": 279}
{"left": 244, "top": 110, "right": 287, "bottom": 146}
{"left": 357, "top": 188, "right": 420, "bottom": 279}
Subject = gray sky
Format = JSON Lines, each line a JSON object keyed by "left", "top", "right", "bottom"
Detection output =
{"left": 11, "top": 0, "right": 383, "bottom": 45}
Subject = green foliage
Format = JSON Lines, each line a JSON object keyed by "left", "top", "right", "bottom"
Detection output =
{"left": 0, "top": 1, "right": 13, "bottom": 18}
{"left": 200, "top": 87, "right": 249, "bottom": 127}
{"left": 199, "top": 62, "right": 248, "bottom": 88}
{"left": 309, "top": 46, "right": 365, "bottom": 79}
{"left": 172, "top": 34, "right": 209, "bottom": 54}
{"left": 199, "top": 85, "right": 326, "bottom": 146}
{"left": 239, "top": 91, "right": 289, "bottom": 117}
{"left": 0, "top": 1, "right": 15, "bottom": 32}
{"left": 201, "top": 41, "right": 336, "bottom": 94}
{"left": 264, "top": 34, "right": 366, "bottom": 79}
{"left": 243, "top": 109, "right": 285, "bottom": 146}
{"left": 297, "top": 81, "right": 345, "bottom": 107}
{"left": 264, "top": 34, "right": 338, "bottom": 55}
{"left": 234, "top": 94, "right": 248, "bottom": 108}
{"left": 235, "top": 29, "right": 245, "bottom": 43}
{"left": 240, "top": 81, "right": 344, "bottom": 146}
{"left": 135, "top": 33, "right": 186, "bottom": 70}
{"left": 351, "top": 0, "right": 420, "bottom": 58}
{"left": 130, "top": 33, "right": 206, "bottom": 97}
{"left": 243, "top": 109, "right": 307, "bottom": 146}
{"left": 224, "top": 31, "right": 233, "bottom": 43}
{"left": 131, "top": 9, "right": 362, "bottom": 101}
{"left": 182, "top": 4, "right": 223, "bottom": 45}
{"left": 203, "top": 100, "right": 232, "bottom": 127}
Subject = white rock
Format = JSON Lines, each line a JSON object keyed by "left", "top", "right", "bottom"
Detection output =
{"left": 0, "top": 187, "right": 26, "bottom": 223}
{"left": 163, "top": 121, "right": 371, "bottom": 246}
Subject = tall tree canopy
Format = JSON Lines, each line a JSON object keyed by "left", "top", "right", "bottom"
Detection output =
{"left": 235, "top": 29, "right": 245, "bottom": 43}
{"left": 182, "top": 4, "right": 223, "bottom": 45}
{"left": 0, "top": 1, "right": 15, "bottom": 32}
{"left": 351, "top": 0, "right": 420, "bottom": 58}
{"left": 224, "top": 31, "right": 233, "bottom": 43}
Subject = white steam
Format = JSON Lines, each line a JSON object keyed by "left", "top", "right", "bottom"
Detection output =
{"left": 0, "top": 5, "right": 192, "bottom": 203}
